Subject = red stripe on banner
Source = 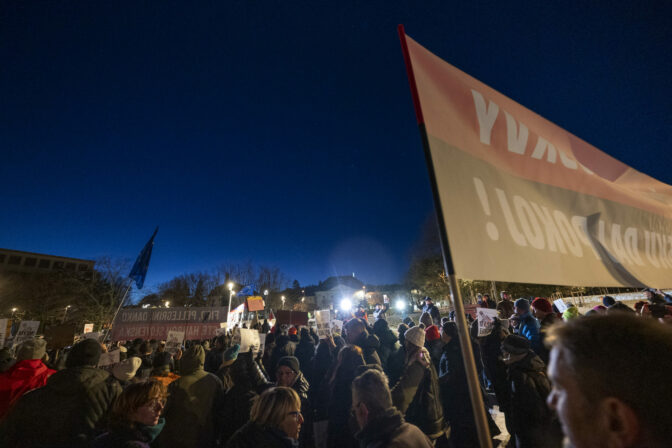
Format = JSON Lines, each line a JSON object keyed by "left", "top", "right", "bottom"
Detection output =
{"left": 397, "top": 25, "right": 425, "bottom": 125}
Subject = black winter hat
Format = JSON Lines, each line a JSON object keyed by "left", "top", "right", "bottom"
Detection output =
{"left": 277, "top": 356, "right": 300, "bottom": 374}
{"left": 501, "top": 335, "right": 530, "bottom": 355}
{"left": 67, "top": 339, "right": 102, "bottom": 368}
{"left": 153, "top": 351, "right": 172, "bottom": 368}
{"left": 603, "top": 296, "right": 616, "bottom": 307}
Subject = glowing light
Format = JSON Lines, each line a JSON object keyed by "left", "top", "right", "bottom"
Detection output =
{"left": 395, "top": 300, "right": 406, "bottom": 311}
{"left": 227, "top": 282, "right": 234, "bottom": 291}
{"left": 340, "top": 298, "right": 352, "bottom": 311}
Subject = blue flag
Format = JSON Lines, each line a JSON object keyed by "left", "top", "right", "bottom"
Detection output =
{"left": 128, "top": 227, "right": 158, "bottom": 289}
{"left": 237, "top": 285, "right": 255, "bottom": 297}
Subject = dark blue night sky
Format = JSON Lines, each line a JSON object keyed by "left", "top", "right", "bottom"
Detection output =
{"left": 1, "top": 1, "right": 670, "bottom": 294}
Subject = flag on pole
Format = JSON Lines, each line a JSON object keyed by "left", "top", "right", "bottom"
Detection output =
{"left": 237, "top": 285, "right": 256, "bottom": 297}
{"left": 400, "top": 31, "right": 672, "bottom": 288}
{"left": 128, "top": 227, "right": 158, "bottom": 289}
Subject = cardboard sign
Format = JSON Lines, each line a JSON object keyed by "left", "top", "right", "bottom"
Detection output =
{"left": 14, "top": 321, "right": 40, "bottom": 346}
{"left": 331, "top": 320, "right": 343, "bottom": 335}
{"left": 43, "top": 324, "right": 76, "bottom": 349}
{"left": 83, "top": 332, "right": 102, "bottom": 341}
{"left": 165, "top": 330, "right": 185, "bottom": 354}
{"left": 247, "top": 296, "right": 265, "bottom": 312}
{"left": 477, "top": 308, "right": 499, "bottom": 337}
{"left": 275, "top": 310, "right": 308, "bottom": 326}
{"left": 239, "top": 328, "right": 260, "bottom": 354}
{"left": 98, "top": 349, "right": 120, "bottom": 367}
{"left": 315, "top": 310, "right": 331, "bottom": 339}
{"left": 554, "top": 299, "right": 568, "bottom": 313}
{"left": 83, "top": 323, "right": 94, "bottom": 334}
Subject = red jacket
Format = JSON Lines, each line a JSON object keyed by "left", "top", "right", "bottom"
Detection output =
{"left": 0, "top": 359, "right": 56, "bottom": 419}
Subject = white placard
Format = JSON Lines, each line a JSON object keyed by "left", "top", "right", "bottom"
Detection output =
{"left": 83, "top": 332, "right": 102, "bottom": 341}
{"left": 331, "top": 319, "right": 343, "bottom": 335}
{"left": 83, "top": 323, "right": 94, "bottom": 334}
{"left": 228, "top": 304, "right": 245, "bottom": 326}
{"left": 315, "top": 310, "right": 331, "bottom": 339}
{"left": 239, "top": 328, "right": 260, "bottom": 354}
{"left": 477, "top": 308, "right": 498, "bottom": 337}
{"left": 98, "top": 349, "right": 120, "bottom": 367}
{"left": 14, "top": 321, "right": 40, "bottom": 346}
{"left": 0, "top": 319, "right": 7, "bottom": 348}
{"left": 553, "top": 299, "right": 568, "bottom": 313}
{"left": 165, "top": 330, "right": 185, "bottom": 354}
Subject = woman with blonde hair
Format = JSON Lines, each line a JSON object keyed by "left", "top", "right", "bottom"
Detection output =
{"left": 226, "top": 386, "right": 303, "bottom": 448}
{"left": 93, "top": 380, "right": 167, "bottom": 447}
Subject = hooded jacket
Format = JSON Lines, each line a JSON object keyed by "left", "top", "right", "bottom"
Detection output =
{"left": 226, "top": 421, "right": 297, "bottom": 448}
{"left": 353, "top": 330, "right": 382, "bottom": 367}
{"left": 0, "top": 358, "right": 56, "bottom": 419}
{"left": 155, "top": 345, "right": 225, "bottom": 448}
{"left": 0, "top": 365, "right": 121, "bottom": 447}
{"left": 372, "top": 320, "right": 398, "bottom": 371}
{"left": 355, "top": 408, "right": 433, "bottom": 448}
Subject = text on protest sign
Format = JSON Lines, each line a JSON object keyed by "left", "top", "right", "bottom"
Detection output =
{"left": 315, "top": 310, "right": 331, "bottom": 339}
{"left": 476, "top": 308, "right": 499, "bottom": 337}
{"left": 553, "top": 299, "right": 568, "bottom": 313}
{"left": 239, "top": 328, "right": 260, "bottom": 354}
{"left": 14, "top": 321, "right": 40, "bottom": 346}
{"left": 110, "top": 306, "right": 227, "bottom": 341}
{"left": 402, "top": 33, "right": 672, "bottom": 288}
{"left": 165, "top": 330, "right": 185, "bottom": 354}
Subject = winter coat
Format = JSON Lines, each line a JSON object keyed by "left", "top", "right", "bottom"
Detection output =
{"left": 505, "top": 351, "right": 562, "bottom": 448}
{"left": 0, "top": 365, "right": 122, "bottom": 447}
{"left": 290, "top": 372, "right": 313, "bottom": 448}
{"left": 269, "top": 336, "right": 296, "bottom": 380}
{"left": 353, "top": 331, "right": 382, "bottom": 367}
{"left": 373, "top": 325, "right": 398, "bottom": 371}
{"left": 226, "top": 421, "right": 297, "bottom": 448}
{"left": 0, "top": 359, "right": 56, "bottom": 419}
{"left": 204, "top": 347, "right": 225, "bottom": 373}
{"left": 355, "top": 408, "right": 433, "bottom": 448}
{"left": 372, "top": 303, "right": 389, "bottom": 321}
{"left": 294, "top": 338, "right": 316, "bottom": 380}
{"left": 516, "top": 312, "right": 543, "bottom": 356}
{"left": 390, "top": 348, "right": 446, "bottom": 440}
{"left": 93, "top": 418, "right": 165, "bottom": 448}
{"left": 154, "top": 346, "right": 225, "bottom": 448}
{"left": 385, "top": 345, "right": 406, "bottom": 386}
{"left": 422, "top": 303, "right": 441, "bottom": 324}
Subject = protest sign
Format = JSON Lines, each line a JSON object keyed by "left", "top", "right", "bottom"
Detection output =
{"left": 14, "top": 321, "right": 40, "bottom": 346}
{"left": 553, "top": 299, "right": 569, "bottom": 313}
{"left": 83, "top": 332, "right": 102, "bottom": 341}
{"left": 165, "top": 330, "right": 185, "bottom": 354}
{"left": 315, "top": 310, "right": 331, "bottom": 339}
{"left": 98, "top": 349, "right": 120, "bottom": 367}
{"left": 330, "top": 319, "right": 343, "bottom": 336}
{"left": 0, "top": 319, "right": 7, "bottom": 348}
{"left": 43, "top": 324, "right": 76, "bottom": 349}
{"left": 246, "top": 296, "right": 265, "bottom": 312}
{"left": 228, "top": 304, "right": 245, "bottom": 327}
{"left": 239, "top": 328, "right": 260, "bottom": 354}
{"left": 83, "top": 323, "right": 94, "bottom": 334}
{"left": 401, "top": 31, "right": 672, "bottom": 288}
{"left": 110, "top": 306, "right": 228, "bottom": 341}
{"left": 476, "top": 308, "right": 498, "bottom": 337}
{"left": 275, "top": 310, "right": 308, "bottom": 326}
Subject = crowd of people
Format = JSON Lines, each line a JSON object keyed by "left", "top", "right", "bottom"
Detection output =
{"left": 0, "top": 290, "right": 671, "bottom": 448}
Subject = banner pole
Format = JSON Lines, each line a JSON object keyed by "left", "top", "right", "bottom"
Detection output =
{"left": 398, "top": 24, "right": 493, "bottom": 448}
{"left": 104, "top": 278, "right": 133, "bottom": 341}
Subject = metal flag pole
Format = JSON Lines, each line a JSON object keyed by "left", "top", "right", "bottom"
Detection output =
{"left": 103, "top": 278, "right": 133, "bottom": 342}
{"left": 398, "top": 25, "right": 493, "bottom": 448}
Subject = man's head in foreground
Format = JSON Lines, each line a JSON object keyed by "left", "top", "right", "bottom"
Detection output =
{"left": 546, "top": 314, "right": 672, "bottom": 448}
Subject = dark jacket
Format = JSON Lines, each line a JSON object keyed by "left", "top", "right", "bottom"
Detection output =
{"left": 294, "top": 338, "right": 316, "bottom": 380}
{"left": 372, "top": 322, "right": 398, "bottom": 371}
{"left": 372, "top": 303, "right": 389, "bottom": 321}
{"left": 155, "top": 346, "right": 225, "bottom": 448}
{"left": 0, "top": 365, "right": 121, "bottom": 447}
{"left": 268, "top": 336, "right": 296, "bottom": 381}
{"left": 516, "top": 312, "right": 542, "bottom": 356}
{"left": 422, "top": 303, "right": 441, "bottom": 324}
{"left": 391, "top": 349, "right": 446, "bottom": 440}
{"left": 204, "top": 347, "right": 225, "bottom": 373}
{"left": 505, "top": 352, "right": 562, "bottom": 448}
{"left": 93, "top": 418, "right": 165, "bottom": 448}
{"left": 353, "top": 331, "right": 382, "bottom": 367}
{"left": 226, "top": 421, "right": 296, "bottom": 448}
{"left": 289, "top": 372, "right": 313, "bottom": 448}
{"left": 355, "top": 408, "right": 433, "bottom": 448}
{"left": 537, "top": 313, "right": 558, "bottom": 365}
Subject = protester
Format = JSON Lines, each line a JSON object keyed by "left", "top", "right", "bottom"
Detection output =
{"left": 424, "top": 323, "right": 443, "bottom": 370}
{"left": 562, "top": 304, "right": 581, "bottom": 321}
{"left": 326, "top": 345, "right": 365, "bottom": 448}
{"left": 275, "top": 356, "right": 313, "bottom": 447}
{"left": 546, "top": 314, "right": 672, "bottom": 448}
{"left": 513, "top": 298, "right": 543, "bottom": 355}
{"left": 155, "top": 344, "right": 225, "bottom": 448}
{"left": 343, "top": 318, "right": 381, "bottom": 366}
{"left": 478, "top": 293, "right": 494, "bottom": 309}
{"left": 372, "top": 298, "right": 389, "bottom": 320}
{"left": 501, "top": 335, "right": 562, "bottom": 448}
{"left": 390, "top": 326, "right": 447, "bottom": 443}
{"left": 530, "top": 297, "right": 558, "bottom": 364}
{"left": 112, "top": 356, "right": 143, "bottom": 386}
{"left": 150, "top": 351, "right": 180, "bottom": 386}
{"left": 93, "top": 380, "right": 167, "bottom": 447}
{"left": 422, "top": 297, "right": 441, "bottom": 324}
{"left": 352, "top": 369, "right": 433, "bottom": 447}
{"left": 268, "top": 333, "right": 297, "bottom": 380}
{"left": 497, "top": 291, "right": 514, "bottom": 319}
{"left": 372, "top": 318, "right": 398, "bottom": 370}
{"left": 0, "top": 337, "right": 55, "bottom": 419}
{"left": 226, "top": 386, "right": 303, "bottom": 448}
{"left": 0, "top": 338, "right": 122, "bottom": 447}
{"left": 205, "top": 335, "right": 228, "bottom": 373}
{"left": 294, "top": 328, "right": 316, "bottom": 381}
{"left": 0, "top": 348, "right": 15, "bottom": 373}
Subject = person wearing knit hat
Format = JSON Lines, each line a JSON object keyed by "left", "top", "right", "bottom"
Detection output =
{"left": 562, "top": 305, "right": 581, "bottom": 321}
{"left": 276, "top": 355, "right": 301, "bottom": 388}
{"left": 404, "top": 326, "right": 425, "bottom": 348}
{"left": 592, "top": 305, "right": 608, "bottom": 313}
{"left": 513, "top": 298, "right": 543, "bottom": 358}
{"left": 501, "top": 333, "right": 562, "bottom": 447}
{"left": 1, "top": 338, "right": 122, "bottom": 447}
{"left": 602, "top": 295, "right": 617, "bottom": 307}
{"left": 150, "top": 351, "right": 180, "bottom": 387}
{"left": 531, "top": 298, "right": 558, "bottom": 364}
{"left": 424, "top": 324, "right": 443, "bottom": 369}
{"left": 113, "top": 357, "right": 143, "bottom": 383}
{"left": 0, "top": 338, "right": 56, "bottom": 420}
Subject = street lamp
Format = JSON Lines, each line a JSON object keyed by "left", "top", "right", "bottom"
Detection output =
{"left": 281, "top": 296, "right": 286, "bottom": 310}
{"left": 227, "top": 282, "right": 235, "bottom": 317}
{"left": 63, "top": 305, "right": 71, "bottom": 322}
{"left": 164, "top": 301, "right": 170, "bottom": 308}
{"left": 11, "top": 308, "right": 17, "bottom": 320}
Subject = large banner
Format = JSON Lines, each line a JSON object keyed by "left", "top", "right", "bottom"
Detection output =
{"left": 110, "top": 307, "right": 227, "bottom": 341}
{"left": 402, "top": 33, "right": 672, "bottom": 288}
